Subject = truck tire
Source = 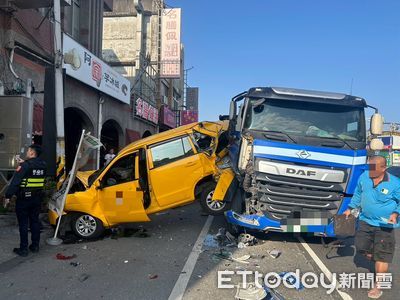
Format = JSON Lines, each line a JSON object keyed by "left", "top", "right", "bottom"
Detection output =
{"left": 225, "top": 189, "right": 245, "bottom": 237}
{"left": 71, "top": 213, "right": 105, "bottom": 240}
{"left": 199, "top": 183, "right": 231, "bottom": 215}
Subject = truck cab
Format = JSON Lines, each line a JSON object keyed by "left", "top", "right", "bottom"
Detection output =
{"left": 221, "top": 87, "right": 383, "bottom": 236}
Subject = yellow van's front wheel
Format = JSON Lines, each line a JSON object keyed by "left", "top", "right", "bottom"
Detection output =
{"left": 71, "top": 213, "right": 105, "bottom": 240}
{"left": 199, "top": 183, "right": 231, "bottom": 215}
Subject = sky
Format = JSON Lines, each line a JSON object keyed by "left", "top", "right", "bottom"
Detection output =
{"left": 168, "top": 0, "right": 400, "bottom": 123}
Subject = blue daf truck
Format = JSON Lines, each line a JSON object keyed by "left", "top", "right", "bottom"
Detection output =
{"left": 217, "top": 87, "right": 383, "bottom": 237}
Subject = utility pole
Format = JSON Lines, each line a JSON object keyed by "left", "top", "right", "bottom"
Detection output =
{"left": 156, "top": 0, "right": 163, "bottom": 111}
{"left": 54, "top": 0, "right": 65, "bottom": 185}
{"left": 97, "top": 96, "right": 104, "bottom": 169}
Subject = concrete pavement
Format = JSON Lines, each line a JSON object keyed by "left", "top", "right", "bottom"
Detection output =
{"left": 0, "top": 213, "right": 53, "bottom": 265}
{"left": 0, "top": 203, "right": 398, "bottom": 300}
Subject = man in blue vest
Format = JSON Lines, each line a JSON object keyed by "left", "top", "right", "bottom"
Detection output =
{"left": 4, "top": 145, "right": 46, "bottom": 257}
{"left": 344, "top": 155, "right": 400, "bottom": 299}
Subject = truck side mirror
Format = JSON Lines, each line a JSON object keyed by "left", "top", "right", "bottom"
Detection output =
{"left": 228, "top": 101, "right": 237, "bottom": 136}
{"left": 370, "top": 113, "right": 384, "bottom": 135}
{"left": 370, "top": 138, "right": 384, "bottom": 151}
{"left": 229, "top": 101, "right": 236, "bottom": 121}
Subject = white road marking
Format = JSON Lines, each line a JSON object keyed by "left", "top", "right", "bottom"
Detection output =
{"left": 168, "top": 215, "right": 214, "bottom": 300}
{"left": 298, "top": 237, "right": 353, "bottom": 300}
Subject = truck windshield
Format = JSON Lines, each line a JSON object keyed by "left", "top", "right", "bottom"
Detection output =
{"left": 243, "top": 98, "right": 366, "bottom": 143}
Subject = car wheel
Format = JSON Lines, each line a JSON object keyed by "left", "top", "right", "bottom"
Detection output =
{"left": 200, "top": 183, "right": 231, "bottom": 215}
{"left": 71, "top": 213, "right": 104, "bottom": 240}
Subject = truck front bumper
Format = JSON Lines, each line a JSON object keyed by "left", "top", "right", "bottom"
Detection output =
{"left": 224, "top": 210, "right": 336, "bottom": 237}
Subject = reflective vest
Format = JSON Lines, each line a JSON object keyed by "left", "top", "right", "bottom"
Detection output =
{"left": 19, "top": 161, "right": 46, "bottom": 190}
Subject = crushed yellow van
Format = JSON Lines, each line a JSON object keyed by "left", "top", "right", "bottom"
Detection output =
{"left": 48, "top": 121, "right": 231, "bottom": 239}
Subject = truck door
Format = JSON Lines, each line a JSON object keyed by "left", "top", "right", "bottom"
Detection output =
{"left": 97, "top": 152, "right": 149, "bottom": 224}
{"left": 148, "top": 136, "right": 203, "bottom": 208}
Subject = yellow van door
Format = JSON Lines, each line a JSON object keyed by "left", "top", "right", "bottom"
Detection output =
{"left": 148, "top": 136, "right": 203, "bottom": 207}
{"left": 97, "top": 153, "right": 150, "bottom": 224}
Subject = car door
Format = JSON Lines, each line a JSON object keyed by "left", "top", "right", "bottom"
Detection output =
{"left": 148, "top": 135, "right": 204, "bottom": 208}
{"left": 97, "top": 152, "right": 149, "bottom": 224}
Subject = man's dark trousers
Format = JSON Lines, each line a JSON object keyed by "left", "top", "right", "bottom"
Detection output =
{"left": 15, "top": 192, "right": 42, "bottom": 250}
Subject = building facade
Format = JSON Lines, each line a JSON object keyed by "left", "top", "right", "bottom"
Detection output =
{"left": 181, "top": 86, "right": 199, "bottom": 125}
{"left": 0, "top": 1, "right": 153, "bottom": 171}
{"left": 102, "top": 0, "right": 185, "bottom": 133}
{"left": 0, "top": 0, "right": 186, "bottom": 173}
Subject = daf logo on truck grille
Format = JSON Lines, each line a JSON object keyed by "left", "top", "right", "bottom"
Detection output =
{"left": 258, "top": 161, "right": 345, "bottom": 183}
{"left": 286, "top": 168, "right": 317, "bottom": 177}
{"left": 296, "top": 150, "right": 311, "bottom": 159}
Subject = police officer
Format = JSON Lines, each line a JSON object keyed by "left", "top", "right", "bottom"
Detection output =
{"left": 5, "top": 145, "right": 46, "bottom": 257}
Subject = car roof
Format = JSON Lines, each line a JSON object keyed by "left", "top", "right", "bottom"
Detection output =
{"left": 118, "top": 121, "right": 223, "bottom": 156}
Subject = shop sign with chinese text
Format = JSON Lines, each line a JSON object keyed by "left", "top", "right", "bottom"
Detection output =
{"left": 63, "top": 34, "right": 131, "bottom": 104}
{"left": 135, "top": 98, "right": 158, "bottom": 124}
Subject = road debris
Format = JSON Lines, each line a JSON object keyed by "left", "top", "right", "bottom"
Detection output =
{"left": 279, "top": 272, "right": 304, "bottom": 291}
{"left": 268, "top": 249, "right": 281, "bottom": 259}
{"left": 148, "top": 274, "right": 158, "bottom": 280}
{"left": 204, "top": 234, "right": 220, "bottom": 248}
{"left": 264, "top": 286, "right": 285, "bottom": 300}
{"left": 78, "top": 273, "right": 90, "bottom": 282}
{"left": 238, "top": 242, "right": 246, "bottom": 249}
{"left": 70, "top": 262, "right": 81, "bottom": 267}
{"left": 212, "top": 250, "right": 252, "bottom": 264}
{"left": 231, "top": 254, "right": 251, "bottom": 264}
{"left": 212, "top": 249, "right": 233, "bottom": 262}
{"left": 235, "top": 283, "right": 267, "bottom": 300}
{"left": 226, "top": 231, "right": 236, "bottom": 243}
{"left": 82, "top": 245, "right": 88, "bottom": 250}
{"left": 155, "top": 212, "right": 169, "bottom": 216}
{"left": 215, "top": 227, "right": 226, "bottom": 243}
{"left": 56, "top": 253, "right": 77, "bottom": 260}
{"left": 124, "top": 260, "right": 129, "bottom": 264}
{"left": 237, "top": 233, "right": 258, "bottom": 248}
{"left": 211, "top": 227, "right": 237, "bottom": 247}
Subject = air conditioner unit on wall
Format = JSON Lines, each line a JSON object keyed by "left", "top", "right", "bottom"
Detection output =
{"left": 0, "top": 96, "right": 33, "bottom": 170}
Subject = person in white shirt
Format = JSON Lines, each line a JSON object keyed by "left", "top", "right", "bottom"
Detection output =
{"left": 104, "top": 148, "right": 116, "bottom": 166}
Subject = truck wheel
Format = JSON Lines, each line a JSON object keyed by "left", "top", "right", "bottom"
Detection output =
{"left": 71, "top": 213, "right": 104, "bottom": 240}
{"left": 225, "top": 189, "right": 245, "bottom": 237}
{"left": 200, "top": 183, "right": 231, "bottom": 215}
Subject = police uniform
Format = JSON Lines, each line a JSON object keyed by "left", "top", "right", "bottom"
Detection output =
{"left": 6, "top": 157, "right": 46, "bottom": 254}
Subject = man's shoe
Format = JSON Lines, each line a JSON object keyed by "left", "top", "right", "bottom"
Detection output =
{"left": 13, "top": 248, "right": 28, "bottom": 257}
{"left": 29, "top": 245, "right": 39, "bottom": 253}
